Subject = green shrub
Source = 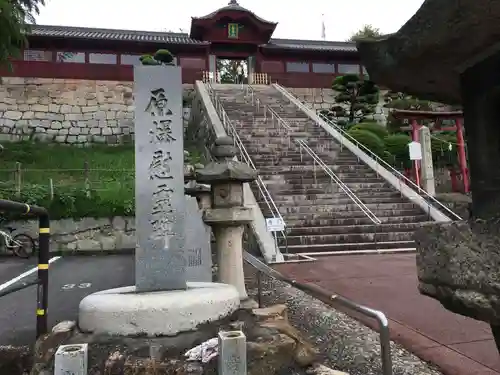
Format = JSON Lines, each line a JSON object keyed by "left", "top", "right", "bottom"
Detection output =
{"left": 154, "top": 49, "right": 174, "bottom": 65}
{"left": 347, "top": 129, "right": 385, "bottom": 157}
{"left": 383, "top": 133, "right": 412, "bottom": 169}
{"left": 351, "top": 122, "right": 388, "bottom": 140}
{"left": 431, "top": 133, "right": 458, "bottom": 168}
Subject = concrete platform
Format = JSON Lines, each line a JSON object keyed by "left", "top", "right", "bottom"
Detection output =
{"left": 78, "top": 282, "right": 240, "bottom": 336}
{"left": 274, "top": 254, "right": 500, "bottom": 375}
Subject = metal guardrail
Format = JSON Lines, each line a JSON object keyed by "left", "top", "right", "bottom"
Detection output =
{"left": 273, "top": 83, "right": 463, "bottom": 221}
{"left": 0, "top": 199, "right": 50, "bottom": 338}
{"left": 204, "top": 81, "right": 288, "bottom": 255}
{"left": 245, "top": 85, "right": 381, "bottom": 224}
{"left": 295, "top": 140, "right": 381, "bottom": 224}
{"left": 244, "top": 251, "right": 393, "bottom": 375}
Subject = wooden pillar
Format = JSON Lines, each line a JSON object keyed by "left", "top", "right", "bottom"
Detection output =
{"left": 455, "top": 118, "right": 469, "bottom": 193}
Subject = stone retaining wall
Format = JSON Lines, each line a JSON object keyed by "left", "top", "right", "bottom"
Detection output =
{"left": 0, "top": 78, "right": 193, "bottom": 145}
{"left": 5, "top": 217, "right": 135, "bottom": 253}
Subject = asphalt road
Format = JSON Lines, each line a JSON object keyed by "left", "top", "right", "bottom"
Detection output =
{"left": 0, "top": 254, "right": 134, "bottom": 346}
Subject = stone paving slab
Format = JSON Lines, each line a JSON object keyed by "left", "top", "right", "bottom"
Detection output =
{"left": 273, "top": 253, "right": 500, "bottom": 375}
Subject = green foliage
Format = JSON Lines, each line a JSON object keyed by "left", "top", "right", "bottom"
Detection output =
{"left": 431, "top": 133, "right": 458, "bottom": 168}
{"left": 0, "top": 0, "right": 45, "bottom": 67}
{"left": 332, "top": 74, "right": 380, "bottom": 124}
{"left": 349, "top": 24, "right": 382, "bottom": 41}
{"left": 347, "top": 129, "right": 385, "bottom": 157}
{"left": 351, "top": 122, "right": 388, "bottom": 140}
{"left": 217, "top": 59, "right": 246, "bottom": 84}
{"left": 140, "top": 49, "right": 175, "bottom": 66}
{"left": 0, "top": 142, "right": 201, "bottom": 219}
{"left": 139, "top": 54, "right": 160, "bottom": 66}
{"left": 383, "top": 133, "right": 412, "bottom": 169}
{"left": 154, "top": 49, "right": 174, "bottom": 65}
{"left": 384, "top": 92, "right": 433, "bottom": 134}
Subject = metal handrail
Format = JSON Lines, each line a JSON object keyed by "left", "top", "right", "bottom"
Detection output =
{"left": 245, "top": 85, "right": 381, "bottom": 224}
{"left": 274, "top": 82, "right": 462, "bottom": 221}
{"left": 295, "top": 140, "right": 381, "bottom": 224}
{"left": 244, "top": 251, "right": 393, "bottom": 375}
{"left": 204, "top": 82, "right": 288, "bottom": 252}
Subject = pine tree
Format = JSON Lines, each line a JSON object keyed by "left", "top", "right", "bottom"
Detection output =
{"left": 332, "top": 74, "right": 380, "bottom": 124}
{"left": 0, "top": 0, "right": 45, "bottom": 66}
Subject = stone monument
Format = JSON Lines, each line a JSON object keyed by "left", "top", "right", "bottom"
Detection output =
{"left": 78, "top": 64, "right": 239, "bottom": 337}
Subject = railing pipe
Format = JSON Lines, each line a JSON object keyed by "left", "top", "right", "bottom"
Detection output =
{"left": 205, "top": 82, "right": 288, "bottom": 254}
{"left": 273, "top": 82, "right": 462, "bottom": 221}
{"left": 244, "top": 252, "right": 393, "bottom": 375}
{"left": 244, "top": 85, "right": 381, "bottom": 224}
{"left": 0, "top": 199, "right": 50, "bottom": 337}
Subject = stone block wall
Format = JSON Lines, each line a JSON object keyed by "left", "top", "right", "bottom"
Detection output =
{"left": 5, "top": 217, "right": 135, "bottom": 253}
{"left": 288, "top": 87, "right": 389, "bottom": 124}
{"left": 0, "top": 77, "right": 193, "bottom": 145}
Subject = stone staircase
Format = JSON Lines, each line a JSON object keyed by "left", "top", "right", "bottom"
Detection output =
{"left": 211, "top": 84, "right": 432, "bottom": 256}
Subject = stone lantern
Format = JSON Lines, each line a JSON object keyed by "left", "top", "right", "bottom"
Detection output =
{"left": 196, "top": 136, "right": 257, "bottom": 304}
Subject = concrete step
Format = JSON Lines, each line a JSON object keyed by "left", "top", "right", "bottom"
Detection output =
{"left": 253, "top": 191, "right": 403, "bottom": 201}
{"left": 259, "top": 171, "right": 380, "bottom": 180}
{"left": 280, "top": 241, "right": 416, "bottom": 254}
{"left": 258, "top": 196, "right": 414, "bottom": 206}
{"left": 268, "top": 204, "right": 420, "bottom": 216}
{"left": 285, "top": 215, "right": 428, "bottom": 227}
{"left": 260, "top": 186, "right": 397, "bottom": 195}
{"left": 279, "top": 231, "right": 415, "bottom": 246}
{"left": 257, "top": 165, "right": 375, "bottom": 173}
{"left": 262, "top": 177, "right": 385, "bottom": 185}
{"left": 264, "top": 182, "right": 391, "bottom": 191}
{"left": 287, "top": 222, "right": 428, "bottom": 236}
{"left": 279, "top": 209, "right": 427, "bottom": 221}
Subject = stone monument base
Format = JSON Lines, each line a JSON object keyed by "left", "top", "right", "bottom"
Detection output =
{"left": 78, "top": 282, "right": 240, "bottom": 337}
{"left": 30, "top": 304, "right": 320, "bottom": 375}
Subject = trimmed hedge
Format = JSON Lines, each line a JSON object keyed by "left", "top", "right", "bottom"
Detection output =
{"left": 383, "top": 133, "right": 412, "bottom": 169}
{"left": 351, "top": 122, "right": 389, "bottom": 140}
{"left": 346, "top": 129, "right": 386, "bottom": 157}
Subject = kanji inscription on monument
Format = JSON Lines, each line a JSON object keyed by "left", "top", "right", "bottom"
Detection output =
{"left": 134, "top": 65, "right": 186, "bottom": 292}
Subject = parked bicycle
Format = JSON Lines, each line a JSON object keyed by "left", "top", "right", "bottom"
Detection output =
{"left": 0, "top": 225, "right": 35, "bottom": 259}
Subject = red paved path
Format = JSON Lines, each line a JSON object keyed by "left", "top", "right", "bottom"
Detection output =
{"left": 274, "top": 253, "right": 500, "bottom": 375}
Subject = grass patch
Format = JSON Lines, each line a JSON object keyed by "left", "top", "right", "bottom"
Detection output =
{"left": 0, "top": 142, "right": 201, "bottom": 219}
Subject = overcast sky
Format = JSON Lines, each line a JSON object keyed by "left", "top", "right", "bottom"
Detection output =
{"left": 35, "top": 0, "right": 425, "bottom": 41}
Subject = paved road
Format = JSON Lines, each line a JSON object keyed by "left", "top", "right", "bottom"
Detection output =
{"left": 0, "top": 254, "right": 134, "bottom": 346}
{"left": 274, "top": 254, "right": 500, "bottom": 375}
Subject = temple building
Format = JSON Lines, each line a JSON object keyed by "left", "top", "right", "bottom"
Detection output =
{"left": 2, "top": 0, "right": 363, "bottom": 87}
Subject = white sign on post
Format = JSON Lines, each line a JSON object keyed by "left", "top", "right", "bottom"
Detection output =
{"left": 266, "top": 217, "right": 285, "bottom": 232}
{"left": 408, "top": 141, "right": 422, "bottom": 160}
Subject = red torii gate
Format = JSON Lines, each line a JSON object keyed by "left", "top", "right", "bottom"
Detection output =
{"left": 391, "top": 109, "right": 469, "bottom": 193}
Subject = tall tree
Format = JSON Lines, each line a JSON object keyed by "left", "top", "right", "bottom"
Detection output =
{"left": 0, "top": 0, "right": 45, "bottom": 66}
{"left": 349, "top": 24, "right": 382, "bottom": 41}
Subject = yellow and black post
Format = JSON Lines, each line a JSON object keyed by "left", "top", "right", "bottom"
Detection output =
{"left": 37, "top": 212, "right": 50, "bottom": 337}
{"left": 0, "top": 200, "right": 50, "bottom": 338}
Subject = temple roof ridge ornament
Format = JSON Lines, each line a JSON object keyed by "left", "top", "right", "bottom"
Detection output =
{"left": 191, "top": 0, "right": 277, "bottom": 26}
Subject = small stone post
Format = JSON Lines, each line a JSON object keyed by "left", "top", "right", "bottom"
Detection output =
{"left": 196, "top": 136, "right": 257, "bottom": 303}
{"left": 419, "top": 126, "right": 436, "bottom": 196}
